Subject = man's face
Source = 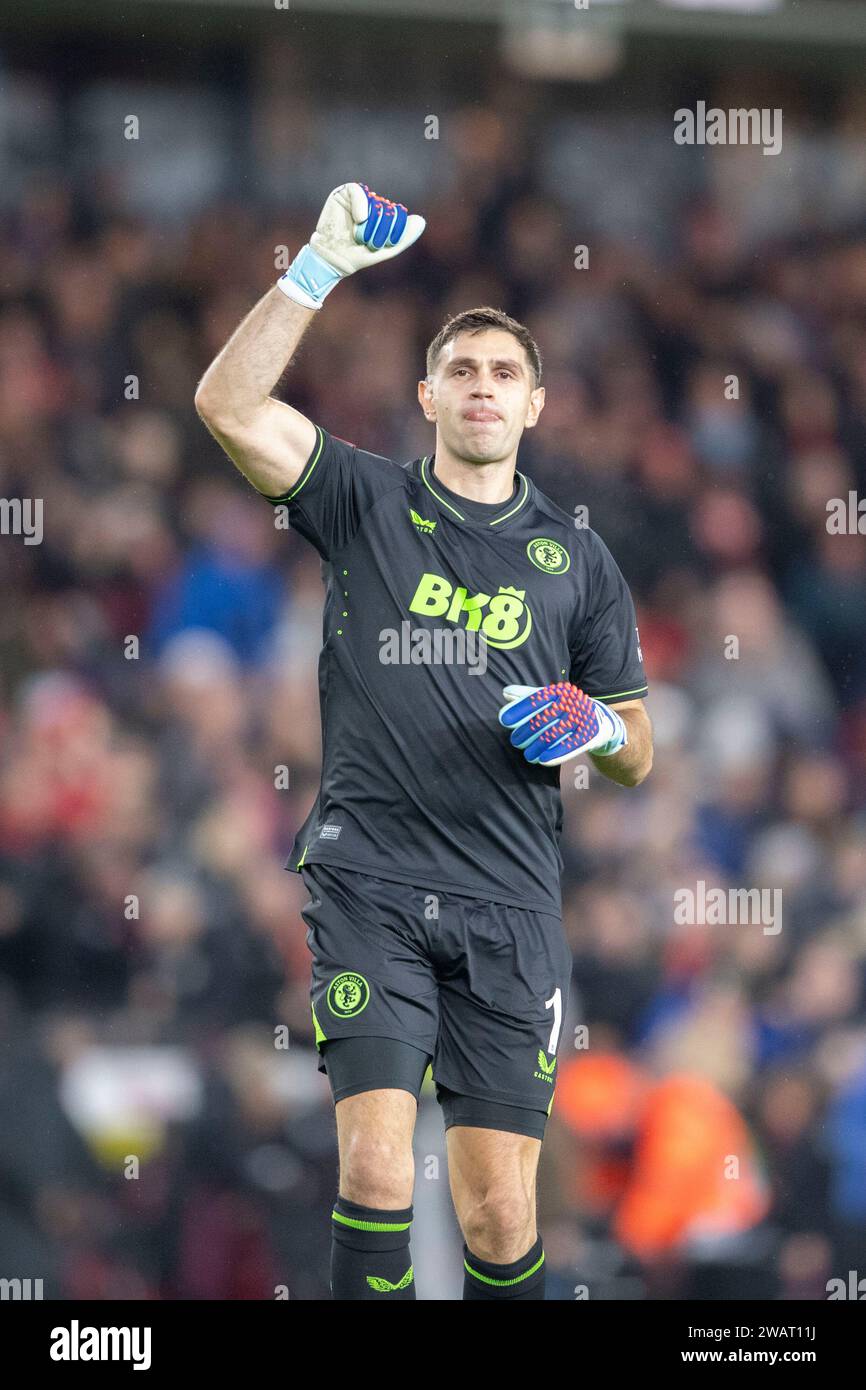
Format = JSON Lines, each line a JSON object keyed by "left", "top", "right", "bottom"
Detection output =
{"left": 418, "top": 328, "right": 545, "bottom": 464}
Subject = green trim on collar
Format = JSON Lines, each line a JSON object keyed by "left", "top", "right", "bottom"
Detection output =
{"left": 420, "top": 456, "right": 465, "bottom": 520}
{"left": 420, "top": 456, "right": 529, "bottom": 527}
{"left": 489, "top": 470, "right": 529, "bottom": 526}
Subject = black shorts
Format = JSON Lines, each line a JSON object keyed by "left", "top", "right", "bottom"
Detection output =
{"left": 299, "top": 863, "right": 571, "bottom": 1139}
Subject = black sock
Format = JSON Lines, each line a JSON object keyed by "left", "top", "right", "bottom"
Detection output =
{"left": 463, "top": 1234, "right": 545, "bottom": 1300}
{"left": 330, "top": 1195, "right": 415, "bottom": 1300}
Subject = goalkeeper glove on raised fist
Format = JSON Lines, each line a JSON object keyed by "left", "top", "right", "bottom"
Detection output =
{"left": 277, "top": 182, "right": 426, "bottom": 310}
{"left": 499, "top": 681, "right": 628, "bottom": 767}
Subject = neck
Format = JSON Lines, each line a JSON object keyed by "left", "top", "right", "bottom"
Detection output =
{"left": 431, "top": 438, "right": 517, "bottom": 504}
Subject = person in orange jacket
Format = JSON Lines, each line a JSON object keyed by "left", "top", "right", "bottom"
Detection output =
{"left": 552, "top": 1053, "right": 772, "bottom": 1290}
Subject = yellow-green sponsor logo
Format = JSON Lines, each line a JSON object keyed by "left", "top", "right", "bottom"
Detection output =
{"left": 534, "top": 1049, "right": 557, "bottom": 1084}
{"left": 527, "top": 537, "right": 570, "bottom": 575}
{"left": 408, "top": 572, "right": 532, "bottom": 650}
{"left": 327, "top": 972, "right": 370, "bottom": 1018}
{"left": 410, "top": 508, "right": 437, "bottom": 536}
{"left": 367, "top": 1266, "right": 414, "bottom": 1293}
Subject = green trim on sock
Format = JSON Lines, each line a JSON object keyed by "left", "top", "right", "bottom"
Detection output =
{"left": 464, "top": 1250, "right": 545, "bottom": 1287}
{"left": 332, "top": 1209, "right": 412, "bottom": 1233}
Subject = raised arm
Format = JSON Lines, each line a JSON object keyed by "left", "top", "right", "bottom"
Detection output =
{"left": 194, "top": 182, "right": 425, "bottom": 498}
{"left": 194, "top": 289, "right": 317, "bottom": 498}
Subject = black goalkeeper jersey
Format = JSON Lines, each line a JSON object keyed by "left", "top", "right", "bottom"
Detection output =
{"left": 261, "top": 424, "right": 648, "bottom": 914}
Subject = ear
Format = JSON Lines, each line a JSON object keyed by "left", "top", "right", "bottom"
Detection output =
{"left": 418, "top": 377, "right": 436, "bottom": 421}
{"left": 524, "top": 385, "right": 545, "bottom": 429}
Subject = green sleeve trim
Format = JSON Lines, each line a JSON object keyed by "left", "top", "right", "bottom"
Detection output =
{"left": 261, "top": 424, "right": 325, "bottom": 504}
{"left": 464, "top": 1251, "right": 545, "bottom": 1287}
{"left": 332, "top": 1210, "right": 412, "bottom": 1233}
{"left": 296, "top": 843, "right": 309, "bottom": 868}
{"left": 594, "top": 685, "right": 649, "bottom": 703}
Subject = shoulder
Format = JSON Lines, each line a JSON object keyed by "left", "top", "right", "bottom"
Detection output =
{"left": 314, "top": 426, "right": 411, "bottom": 502}
{"left": 527, "top": 482, "right": 576, "bottom": 536}
{"left": 324, "top": 427, "right": 405, "bottom": 476}
{"left": 528, "top": 483, "right": 616, "bottom": 570}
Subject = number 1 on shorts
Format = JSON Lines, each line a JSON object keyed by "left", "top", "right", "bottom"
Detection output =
{"left": 545, "top": 987, "right": 562, "bottom": 1054}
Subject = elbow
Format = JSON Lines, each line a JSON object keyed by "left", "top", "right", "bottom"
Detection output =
{"left": 194, "top": 369, "right": 238, "bottom": 428}
{"left": 616, "top": 747, "right": 653, "bottom": 787}
{"left": 631, "top": 749, "right": 653, "bottom": 786}
{"left": 194, "top": 380, "right": 257, "bottom": 439}
{"left": 194, "top": 377, "right": 218, "bottom": 423}
{"left": 194, "top": 380, "right": 239, "bottom": 439}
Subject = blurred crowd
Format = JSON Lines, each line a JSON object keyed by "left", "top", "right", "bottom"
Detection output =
{"left": 1, "top": 45, "right": 866, "bottom": 1299}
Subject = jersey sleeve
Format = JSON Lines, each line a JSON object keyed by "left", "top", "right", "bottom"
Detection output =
{"left": 258, "top": 423, "right": 403, "bottom": 559}
{"left": 569, "top": 532, "right": 648, "bottom": 704}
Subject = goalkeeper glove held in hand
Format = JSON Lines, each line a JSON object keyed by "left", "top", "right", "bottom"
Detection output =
{"left": 277, "top": 182, "right": 426, "bottom": 310}
{"left": 499, "top": 681, "right": 628, "bottom": 767}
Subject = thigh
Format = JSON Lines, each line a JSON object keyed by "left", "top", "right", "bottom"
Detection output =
{"left": 433, "top": 897, "right": 572, "bottom": 1128}
{"left": 301, "top": 864, "right": 439, "bottom": 1077}
{"left": 335, "top": 1086, "right": 419, "bottom": 1151}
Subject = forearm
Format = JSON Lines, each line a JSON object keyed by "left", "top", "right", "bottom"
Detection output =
{"left": 194, "top": 184, "right": 422, "bottom": 498}
{"left": 194, "top": 286, "right": 315, "bottom": 429}
{"left": 589, "top": 707, "right": 653, "bottom": 786}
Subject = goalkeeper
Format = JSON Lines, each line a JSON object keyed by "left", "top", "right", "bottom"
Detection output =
{"left": 195, "top": 182, "right": 653, "bottom": 1300}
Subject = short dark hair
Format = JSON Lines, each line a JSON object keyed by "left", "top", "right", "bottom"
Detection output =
{"left": 426, "top": 306, "right": 542, "bottom": 389}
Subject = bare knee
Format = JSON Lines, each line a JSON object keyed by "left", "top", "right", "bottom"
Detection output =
{"left": 336, "top": 1090, "right": 416, "bottom": 1208}
{"left": 461, "top": 1185, "right": 535, "bottom": 1263}
{"left": 447, "top": 1128, "right": 540, "bottom": 1262}
{"left": 341, "top": 1131, "right": 414, "bottom": 1207}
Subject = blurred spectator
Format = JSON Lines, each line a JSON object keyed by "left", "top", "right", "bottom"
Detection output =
{"left": 1, "top": 42, "right": 865, "bottom": 1298}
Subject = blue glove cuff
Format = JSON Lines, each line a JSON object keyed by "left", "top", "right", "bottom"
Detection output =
{"left": 277, "top": 243, "right": 343, "bottom": 309}
{"left": 591, "top": 705, "right": 628, "bottom": 756}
